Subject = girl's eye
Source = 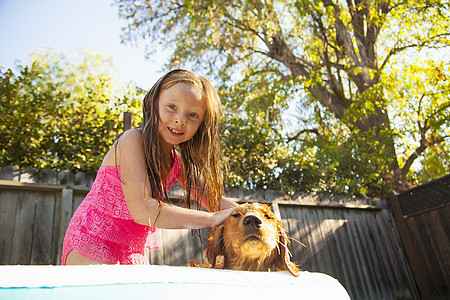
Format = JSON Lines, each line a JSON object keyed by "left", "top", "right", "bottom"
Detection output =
{"left": 168, "top": 104, "right": 176, "bottom": 110}
{"left": 189, "top": 113, "right": 198, "bottom": 118}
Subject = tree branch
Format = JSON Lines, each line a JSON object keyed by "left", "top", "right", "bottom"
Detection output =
{"left": 380, "top": 32, "right": 450, "bottom": 72}
{"left": 401, "top": 135, "right": 445, "bottom": 179}
{"left": 311, "top": 9, "right": 347, "bottom": 103}
{"left": 402, "top": 95, "right": 450, "bottom": 179}
{"left": 287, "top": 128, "right": 321, "bottom": 142}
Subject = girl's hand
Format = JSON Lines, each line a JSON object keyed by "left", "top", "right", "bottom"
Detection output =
{"left": 220, "top": 197, "right": 239, "bottom": 210}
{"left": 210, "top": 208, "right": 235, "bottom": 227}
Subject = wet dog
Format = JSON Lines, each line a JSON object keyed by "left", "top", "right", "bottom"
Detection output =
{"left": 189, "top": 203, "right": 300, "bottom": 276}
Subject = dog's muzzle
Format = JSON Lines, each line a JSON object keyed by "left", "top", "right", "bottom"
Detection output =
{"left": 243, "top": 215, "right": 263, "bottom": 229}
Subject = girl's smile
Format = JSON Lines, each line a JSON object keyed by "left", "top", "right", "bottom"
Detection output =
{"left": 168, "top": 127, "right": 184, "bottom": 135}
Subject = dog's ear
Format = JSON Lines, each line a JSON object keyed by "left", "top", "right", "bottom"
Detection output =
{"left": 277, "top": 223, "right": 301, "bottom": 277}
{"left": 205, "top": 224, "right": 226, "bottom": 268}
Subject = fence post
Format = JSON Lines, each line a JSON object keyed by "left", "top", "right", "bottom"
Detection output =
{"left": 387, "top": 192, "right": 431, "bottom": 299}
{"left": 272, "top": 202, "right": 282, "bottom": 221}
{"left": 124, "top": 112, "right": 132, "bottom": 132}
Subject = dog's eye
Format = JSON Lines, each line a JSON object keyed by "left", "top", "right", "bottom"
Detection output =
{"left": 231, "top": 213, "right": 240, "bottom": 218}
{"left": 264, "top": 214, "right": 272, "bottom": 219}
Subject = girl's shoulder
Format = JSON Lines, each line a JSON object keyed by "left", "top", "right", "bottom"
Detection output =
{"left": 118, "top": 128, "right": 143, "bottom": 147}
{"left": 122, "top": 128, "right": 142, "bottom": 139}
{"left": 102, "top": 129, "right": 143, "bottom": 167}
{"left": 116, "top": 129, "right": 145, "bottom": 162}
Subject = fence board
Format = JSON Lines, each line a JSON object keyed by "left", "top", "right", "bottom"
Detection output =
{"left": 422, "top": 210, "right": 449, "bottom": 282}
{"left": 186, "top": 228, "right": 209, "bottom": 263}
{"left": 408, "top": 214, "right": 440, "bottom": 293}
{"left": 378, "top": 208, "right": 417, "bottom": 298}
{"left": 329, "top": 208, "right": 359, "bottom": 299}
{"left": 288, "top": 206, "right": 308, "bottom": 266}
{"left": 149, "top": 230, "right": 164, "bottom": 265}
{"left": 180, "top": 230, "right": 191, "bottom": 264}
{"left": 308, "top": 208, "right": 327, "bottom": 272}
{"left": 57, "top": 170, "right": 74, "bottom": 186}
{"left": 344, "top": 210, "right": 372, "bottom": 299}
{"left": 53, "top": 189, "right": 73, "bottom": 264}
{"left": 171, "top": 229, "right": 188, "bottom": 264}
{"left": 406, "top": 206, "right": 450, "bottom": 298}
{"left": 297, "top": 207, "right": 313, "bottom": 269}
{"left": 368, "top": 209, "right": 398, "bottom": 295}
{"left": 358, "top": 212, "right": 384, "bottom": 299}
{"left": 162, "top": 229, "right": 185, "bottom": 264}
{"left": 314, "top": 209, "right": 334, "bottom": 274}
{"left": 0, "top": 190, "right": 18, "bottom": 264}
{"left": 19, "top": 167, "right": 39, "bottom": 183}
{"left": 0, "top": 166, "right": 19, "bottom": 181}
{"left": 38, "top": 169, "right": 57, "bottom": 184}
{"left": 161, "top": 229, "right": 173, "bottom": 265}
{"left": 10, "top": 191, "right": 36, "bottom": 264}
{"left": 316, "top": 209, "right": 342, "bottom": 284}
{"left": 31, "top": 191, "right": 55, "bottom": 264}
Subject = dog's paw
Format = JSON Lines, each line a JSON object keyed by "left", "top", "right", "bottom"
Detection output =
{"left": 184, "top": 260, "right": 213, "bottom": 268}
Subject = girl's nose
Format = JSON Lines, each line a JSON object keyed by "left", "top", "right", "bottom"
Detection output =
{"left": 174, "top": 115, "right": 186, "bottom": 125}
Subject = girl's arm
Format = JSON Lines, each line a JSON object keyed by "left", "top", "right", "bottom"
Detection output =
{"left": 117, "top": 129, "right": 233, "bottom": 229}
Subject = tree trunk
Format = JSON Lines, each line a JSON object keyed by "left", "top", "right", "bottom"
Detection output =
{"left": 264, "top": 27, "right": 402, "bottom": 194}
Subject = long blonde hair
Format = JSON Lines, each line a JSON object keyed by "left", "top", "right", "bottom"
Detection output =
{"left": 141, "top": 69, "right": 224, "bottom": 211}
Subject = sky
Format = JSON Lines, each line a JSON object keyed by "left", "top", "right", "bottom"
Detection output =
{"left": 0, "top": 0, "right": 166, "bottom": 90}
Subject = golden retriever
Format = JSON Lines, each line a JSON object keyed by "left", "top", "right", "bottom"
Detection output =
{"left": 190, "top": 203, "right": 300, "bottom": 277}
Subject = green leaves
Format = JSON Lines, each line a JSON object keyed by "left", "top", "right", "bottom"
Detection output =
{"left": 114, "top": 0, "right": 450, "bottom": 197}
{"left": 0, "top": 48, "right": 144, "bottom": 174}
{"left": 3, "top": 0, "right": 447, "bottom": 198}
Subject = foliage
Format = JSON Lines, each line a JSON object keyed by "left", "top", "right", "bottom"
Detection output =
{"left": 115, "top": 0, "right": 450, "bottom": 197}
{"left": 0, "top": 48, "right": 144, "bottom": 174}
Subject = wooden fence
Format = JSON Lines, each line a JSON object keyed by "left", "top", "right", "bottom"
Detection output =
{"left": 386, "top": 175, "right": 450, "bottom": 299}
{"left": 0, "top": 166, "right": 93, "bottom": 265}
{"left": 0, "top": 166, "right": 423, "bottom": 299}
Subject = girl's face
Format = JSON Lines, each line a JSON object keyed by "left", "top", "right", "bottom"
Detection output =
{"left": 158, "top": 83, "right": 206, "bottom": 151}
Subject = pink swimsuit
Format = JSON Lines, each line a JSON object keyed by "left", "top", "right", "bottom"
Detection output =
{"left": 61, "top": 153, "right": 180, "bottom": 265}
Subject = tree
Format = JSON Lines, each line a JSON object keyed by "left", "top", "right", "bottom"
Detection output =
{"left": 0, "top": 48, "right": 144, "bottom": 173}
{"left": 115, "top": 0, "right": 450, "bottom": 197}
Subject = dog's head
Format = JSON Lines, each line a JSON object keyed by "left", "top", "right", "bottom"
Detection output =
{"left": 205, "top": 203, "right": 300, "bottom": 276}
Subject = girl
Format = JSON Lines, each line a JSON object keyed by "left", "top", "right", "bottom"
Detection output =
{"left": 62, "top": 69, "right": 238, "bottom": 265}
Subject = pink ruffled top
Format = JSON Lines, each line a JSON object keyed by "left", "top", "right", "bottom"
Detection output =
{"left": 61, "top": 152, "right": 180, "bottom": 265}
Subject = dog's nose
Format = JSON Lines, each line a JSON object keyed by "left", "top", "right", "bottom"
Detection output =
{"left": 243, "top": 215, "right": 262, "bottom": 228}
